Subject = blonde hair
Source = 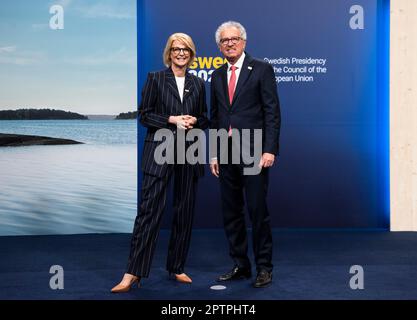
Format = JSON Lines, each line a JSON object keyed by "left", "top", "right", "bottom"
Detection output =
{"left": 163, "top": 33, "right": 196, "bottom": 68}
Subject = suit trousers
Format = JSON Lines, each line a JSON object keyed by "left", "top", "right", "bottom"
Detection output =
{"left": 127, "top": 164, "right": 197, "bottom": 277}
{"left": 219, "top": 146, "right": 273, "bottom": 272}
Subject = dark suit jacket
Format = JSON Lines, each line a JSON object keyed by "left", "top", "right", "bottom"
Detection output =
{"left": 139, "top": 68, "right": 209, "bottom": 177}
{"left": 210, "top": 53, "right": 281, "bottom": 156}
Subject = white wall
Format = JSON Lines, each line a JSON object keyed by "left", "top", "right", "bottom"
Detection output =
{"left": 390, "top": 0, "right": 417, "bottom": 230}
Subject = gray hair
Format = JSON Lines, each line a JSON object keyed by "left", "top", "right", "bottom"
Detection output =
{"left": 215, "top": 21, "right": 247, "bottom": 46}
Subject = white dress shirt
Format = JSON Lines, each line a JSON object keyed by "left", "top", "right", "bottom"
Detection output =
{"left": 211, "top": 52, "right": 246, "bottom": 163}
{"left": 175, "top": 76, "right": 185, "bottom": 102}
{"left": 226, "top": 52, "right": 246, "bottom": 87}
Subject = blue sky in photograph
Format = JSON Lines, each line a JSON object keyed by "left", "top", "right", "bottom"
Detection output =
{"left": 0, "top": 0, "right": 136, "bottom": 115}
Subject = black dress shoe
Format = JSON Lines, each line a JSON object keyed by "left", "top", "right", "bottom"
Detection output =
{"left": 253, "top": 270, "right": 272, "bottom": 288}
{"left": 217, "top": 266, "right": 252, "bottom": 282}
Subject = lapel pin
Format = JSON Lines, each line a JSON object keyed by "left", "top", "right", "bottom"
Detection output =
{"left": 185, "top": 89, "right": 189, "bottom": 92}
{"left": 248, "top": 66, "right": 253, "bottom": 70}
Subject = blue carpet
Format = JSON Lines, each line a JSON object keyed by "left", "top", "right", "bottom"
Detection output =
{"left": 1, "top": 229, "right": 417, "bottom": 300}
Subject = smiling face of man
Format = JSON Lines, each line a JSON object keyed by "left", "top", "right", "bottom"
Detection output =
{"left": 218, "top": 26, "right": 246, "bottom": 64}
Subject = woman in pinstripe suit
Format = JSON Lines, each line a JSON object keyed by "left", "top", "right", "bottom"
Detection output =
{"left": 111, "top": 33, "right": 209, "bottom": 293}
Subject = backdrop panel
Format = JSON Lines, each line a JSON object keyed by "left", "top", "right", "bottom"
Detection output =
{"left": 137, "top": 0, "right": 390, "bottom": 228}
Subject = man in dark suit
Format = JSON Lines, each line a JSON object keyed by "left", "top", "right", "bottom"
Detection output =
{"left": 210, "top": 21, "right": 281, "bottom": 288}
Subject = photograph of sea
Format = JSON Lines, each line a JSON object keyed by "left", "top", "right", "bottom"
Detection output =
{"left": 0, "top": 120, "right": 137, "bottom": 235}
{"left": 0, "top": 0, "right": 137, "bottom": 235}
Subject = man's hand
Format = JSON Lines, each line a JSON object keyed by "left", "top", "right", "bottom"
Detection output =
{"left": 258, "top": 153, "right": 275, "bottom": 168}
{"left": 210, "top": 158, "right": 219, "bottom": 178}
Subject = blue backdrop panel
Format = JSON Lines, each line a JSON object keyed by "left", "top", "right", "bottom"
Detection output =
{"left": 137, "top": 0, "right": 390, "bottom": 228}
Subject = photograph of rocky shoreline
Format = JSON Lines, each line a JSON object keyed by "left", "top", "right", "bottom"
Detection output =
{"left": 0, "top": 133, "right": 83, "bottom": 147}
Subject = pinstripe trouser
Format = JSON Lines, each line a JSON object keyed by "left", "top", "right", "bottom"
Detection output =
{"left": 126, "top": 165, "right": 198, "bottom": 277}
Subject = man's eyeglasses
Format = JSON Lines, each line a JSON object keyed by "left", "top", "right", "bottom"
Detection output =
{"left": 170, "top": 47, "right": 191, "bottom": 55}
{"left": 219, "top": 37, "right": 242, "bottom": 46}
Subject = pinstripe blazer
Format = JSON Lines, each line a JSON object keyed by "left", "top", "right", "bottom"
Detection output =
{"left": 139, "top": 68, "right": 209, "bottom": 178}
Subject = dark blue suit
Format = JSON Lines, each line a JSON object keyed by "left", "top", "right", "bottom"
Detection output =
{"left": 210, "top": 53, "right": 281, "bottom": 272}
{"left": 127, "top": 68, "right": 208, "bottom": 277}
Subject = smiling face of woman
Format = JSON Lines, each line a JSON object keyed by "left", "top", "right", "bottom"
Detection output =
{"left": 170, "top": 40, "right": 191, "bottom": 69}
